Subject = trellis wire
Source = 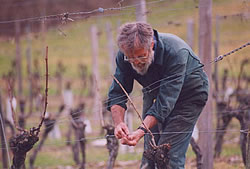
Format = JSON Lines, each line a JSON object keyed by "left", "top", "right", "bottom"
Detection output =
{"left": 8, "top": 8, "right": 246, "bottom": 131}
{"left": 11, "top": 89, "right": 247, "bottom": 131}
{"left": 3, "top": 51, "right": 249, "bottom": 135}
{"left": 212, "top": 42, "right": 250, "bottom": 63}
{"left": 103, "top": 42, "right": 250, "bottom": 107}
{"left": 5, "top": 56, "right": 249, "bottom": 130}
{"left": 58, "top": 70, "right": 249, "bottom": 110}
{"left": 0, "top": 0, "right": 200, "bottom": 24}
{"left": 0, "top": 129, "right": 248, "bottom": 150}
{"left": 0, "top": 0, "right": 166, "bottom": 24}
{"left": 1, "top": 3, "right": 249, "bottom": 25}
{"left": 5, "top": 102, "right": 247, "bottom": 140}
{"left": 11, "top": 106, "right": 248, "bottom": 138}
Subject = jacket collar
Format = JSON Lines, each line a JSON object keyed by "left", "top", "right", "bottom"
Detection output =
{"left": 153, "top": 29, "right": 164, "bottom": 66}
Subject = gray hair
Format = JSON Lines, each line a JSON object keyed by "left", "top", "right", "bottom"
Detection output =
{"left": 117, "top": 22, "right": 154, "bottom": 56}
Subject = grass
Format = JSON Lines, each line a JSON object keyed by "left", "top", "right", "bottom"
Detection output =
{"left": 29, "top": 151, "right": 75, "bottom": 167}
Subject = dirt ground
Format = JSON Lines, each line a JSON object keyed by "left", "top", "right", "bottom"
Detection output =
{"left": 37, "top": 156, "right": 245, "bottom": 169}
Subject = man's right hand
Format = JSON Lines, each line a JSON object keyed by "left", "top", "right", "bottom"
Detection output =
{"left": 114, "top": 122, "right": 130, "bottom": 139}
{"left": 111, "top": 105, "right": 128, "bottom": 139}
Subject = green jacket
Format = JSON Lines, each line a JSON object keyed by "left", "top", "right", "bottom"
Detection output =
{"left": 107, "top": 30, "right": 208, "bottom": 123}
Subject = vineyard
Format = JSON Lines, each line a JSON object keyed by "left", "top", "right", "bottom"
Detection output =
{"left": 0, "top": 0, "right": 250, "bottom": 168}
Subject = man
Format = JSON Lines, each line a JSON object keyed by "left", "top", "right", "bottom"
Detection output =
{"left": 107, "top": 22, "right": 208, "bottom": 169}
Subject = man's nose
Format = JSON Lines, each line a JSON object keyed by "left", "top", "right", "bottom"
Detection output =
{"left": 132, "top": 59, "right": 140, "bottom": 65}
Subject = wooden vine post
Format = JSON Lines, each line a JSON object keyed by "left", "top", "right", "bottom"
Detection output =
{"left": 15, "top": 21, "right": 23, "bottom": 99}
{"left": 198, "top": 0, "right": 213, "bottom": 168}
{"left": 91, "top": 25, "right": 119, "bottom": 169}
{"left": 90, "top": 25, "right": 100, "bottom": 123}
{"left": 186, "top": 19, "right": 202, "bottom": 169}
{"left": 135, "top": 0, "right": 147, "bottom": 22}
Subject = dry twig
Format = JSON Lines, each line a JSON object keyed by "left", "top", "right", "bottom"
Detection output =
{"left": 111, "top": 75, "right": 156, "bottom": 147}
{"left": 35, "top": 46, "right": 49, "bottom": 134}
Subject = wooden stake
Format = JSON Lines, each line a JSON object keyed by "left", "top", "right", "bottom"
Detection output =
{"left": 93, "top": 75, "right": 105, "bottom": 127}
{"left": 198, "top": 0, "right": 213, "bottom": 168}
{"left": 135, "top": 0, "right": 147, "bottom": 22}
{"left": 91, "top": 25, "right": 101, "bottom": 124}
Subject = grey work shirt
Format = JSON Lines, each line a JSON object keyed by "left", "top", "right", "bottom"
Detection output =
{"left": 107, "top": 30, "right": 208, "bottom": 123}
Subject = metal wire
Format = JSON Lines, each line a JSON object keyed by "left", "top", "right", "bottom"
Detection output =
{"left": 0, "top": 128, "right": 248, "bottom": 150}
{"left": 0, "top": 0, "right": 166, "bottom": 24}
{"left": 212, "top": 42, "right": 250, "bottom": 63}
{"left": 4, "top": 1, "right": 249, "bottom": 25}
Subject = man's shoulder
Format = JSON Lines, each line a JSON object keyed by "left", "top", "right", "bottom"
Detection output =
{"left": 159, "top": 33, "right": 186, "bottom": 45}
{"left": 158, "top": 33, "right": 192, "bottom": 53}
{"left": 158, "top": 33, "right": 182, "bottom": 41}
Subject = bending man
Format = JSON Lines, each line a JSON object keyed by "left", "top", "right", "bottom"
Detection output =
{"left": 107, "top": 22, "right": 208, "bottom": 169}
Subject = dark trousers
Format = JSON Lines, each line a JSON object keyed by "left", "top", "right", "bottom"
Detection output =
{"left": 140, "top": 82, "right": 208, "bottom": 169}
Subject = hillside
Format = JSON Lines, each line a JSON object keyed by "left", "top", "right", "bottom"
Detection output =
{"left": 0, "top": 0, "right": 249, "bottom": 78}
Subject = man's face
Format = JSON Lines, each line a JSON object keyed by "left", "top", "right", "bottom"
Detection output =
{"left": 125, "top": 48, "right": 154, "bottom": 75}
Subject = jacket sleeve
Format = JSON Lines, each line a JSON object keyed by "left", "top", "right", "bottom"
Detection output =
{"left": 107, "top": 52, "right": 134, "bottom": 111}
{"left": 145, "top": 49, "right": 189, "bottom": 123}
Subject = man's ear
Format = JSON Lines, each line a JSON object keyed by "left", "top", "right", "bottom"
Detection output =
{"left": 151, "top": 40, "right": 154, "bottom": 49}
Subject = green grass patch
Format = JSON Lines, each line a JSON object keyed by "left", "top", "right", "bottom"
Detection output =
{"left": 26, "top": 150, "right": 75, "bottom": 167}
{"left": 221, "top": 143, "right": 242, "bottom": 157}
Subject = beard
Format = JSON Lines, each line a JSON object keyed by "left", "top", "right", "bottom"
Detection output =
{"left": 131, "top": 50, "right": 154, "bottom": 75}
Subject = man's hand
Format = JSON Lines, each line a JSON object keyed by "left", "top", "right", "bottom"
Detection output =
{"left": 114, "top": 122, "right": 130, "bottom": 139}
{"left": 111, "top": 104, "right": 157, "bottom": 146}
{"left": 120, "top": 115, "right": 158, "bottom": 146}
{"left": 111, "top": 105, "right": 129, "bottom": 139}
{"left": 120, "top": 129, "right": 145, "bottom": 146}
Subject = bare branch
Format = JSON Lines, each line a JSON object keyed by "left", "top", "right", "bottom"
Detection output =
{"left": 111, "top": 75, "right": 156, "bottom": 147}
{"left": 35, "top": 46, "right": 49, "bottom": 135}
